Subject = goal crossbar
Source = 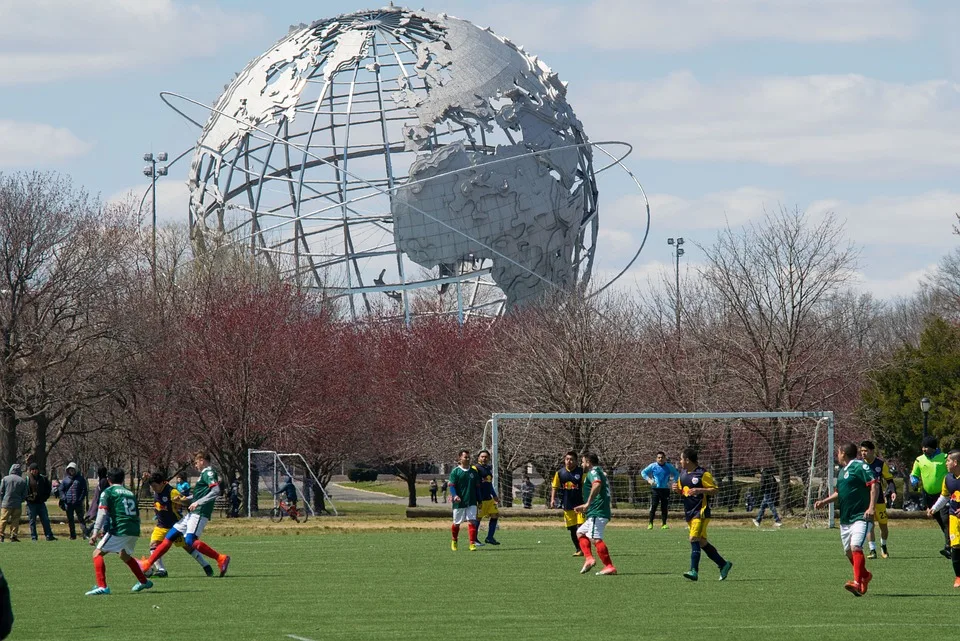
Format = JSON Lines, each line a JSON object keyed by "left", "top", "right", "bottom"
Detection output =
{"left": 488, "top": 411, "right": 835, "bottom": 527}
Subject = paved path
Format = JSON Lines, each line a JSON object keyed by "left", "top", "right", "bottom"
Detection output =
{"left": 325, "top": 482, "right": 409, "bottom": 504}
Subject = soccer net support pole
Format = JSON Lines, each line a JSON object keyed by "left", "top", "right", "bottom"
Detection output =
{"left": 490, "top": 410, "right": 835, "bottom": 528}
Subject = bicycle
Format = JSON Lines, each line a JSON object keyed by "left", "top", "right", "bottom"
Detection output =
{"left": 269, "top": 499, "right": 308, "bottom": 523}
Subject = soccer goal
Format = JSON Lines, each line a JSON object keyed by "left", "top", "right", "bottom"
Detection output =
{"left": 247, "top": 450, "right": 339, "bottom": 517}
{"left": 485, "top": 412, "right": 835, "bottom": 527}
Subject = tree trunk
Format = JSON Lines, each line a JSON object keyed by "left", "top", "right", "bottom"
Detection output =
{"left": 0, "top": 406, "right": 16, "bottom": 474}
{"left": 395, "top": 461, "right": 418, "bottom": 508}
{"left": 30, "top": 415, "right": 50, "bottom": 474}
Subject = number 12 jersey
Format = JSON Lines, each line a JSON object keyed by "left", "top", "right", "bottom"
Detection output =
{"left": 98, "top": 485, "right": 141, "bottom": 536}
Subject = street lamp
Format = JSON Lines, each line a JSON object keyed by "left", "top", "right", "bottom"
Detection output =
{"left": 921, "top": 396, "right": 931, "bottom": 440}
{"left": 667, "top": 237, "right": 685, "bottom": 334}
{"left": 143, "top": 152, "right": 168, "bottom": 280}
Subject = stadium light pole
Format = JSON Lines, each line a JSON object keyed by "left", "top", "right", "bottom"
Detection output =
{"left": 143, "top": 152, "right": 168, "bottom": 281}
{"left": 921, "top": 396, "right": 931, "bottom": 440}
{"left": 667, "top": 237, "right": 684, "bottom": 335}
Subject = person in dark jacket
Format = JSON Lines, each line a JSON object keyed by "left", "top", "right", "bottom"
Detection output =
{"left": 25, "top": 464, "right": 56, "bottom": 541}
{"left": 59, "top": 462, "right": 88, "bottom": 540}
{"left": 753, "top": 467, "right": 783, "bottom": 527}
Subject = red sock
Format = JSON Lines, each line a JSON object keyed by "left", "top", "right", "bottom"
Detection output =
{"left": 595, "top": 540, "right": 613, "bottom": 567}
{"left": 193, "top": 540, "right": 221, "bottom": 560}
{"left": 578, "top": 536, "right": 594, "bottom": 560}
{"left": 467, "top": 523, "right": 478, "bottom": 544}
{"left": 451, "top": 524, "right": 460, "bottom": 541}
{"left": 93, "top": 555, "right": 107, "bottom": 588}
{"left": 852, "top": 550, "right": 865, "bottom": 583}
{"left": 124, "top": 556, "right": 148, "bottom": 583}
{"left": 146, "top": 538, "right": 172, "bottom": 566}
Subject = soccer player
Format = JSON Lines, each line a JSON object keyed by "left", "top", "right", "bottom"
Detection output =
{"left": 449, "top": 449, "right": 480, "bottom": 551}
{"left": 550, "top": 451, "right": 585, "bottom": 555}
{"left": 925, "top": 449, "right": 960, "bottom": 587}
{"left": 85, "top": 468, "right": 153, "bottom": 596}
{"left": 140, "top": 452, "right": 231, "bottom": 577}
{"left": 574, "top": 452, "right": 616, "bottom": 575}
{"left": 814, "top": 442, "right": 878, "bottom": 596}
{"left": 144, "top": 472, "right": 213, "bottom": 578}
{"left": 911, "top": 436, "right": 950, "bottom": 558}
{"left": 677, "top": 447, "right": 733, "bottom": 582}
{"left": 472, "top": 450, "right": 500, "bottom": 545}
{"left": 859, "top": 441, "right": 896, "bottom": 559}
{"left": 641, "top": 451, "right": 679, "bottom": 530}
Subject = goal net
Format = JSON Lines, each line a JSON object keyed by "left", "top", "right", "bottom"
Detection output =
{"left": 486, "top": 412, "right": 835, "bottom": 527}
{"left": 247, "top": 450, "right": 338, "bottom": 517}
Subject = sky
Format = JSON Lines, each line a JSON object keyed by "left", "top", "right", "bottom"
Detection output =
{"left": 1, "top": 0, "right": 958, "bottom": 299}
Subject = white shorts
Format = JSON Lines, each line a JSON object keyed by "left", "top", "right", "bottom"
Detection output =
{"left": 577, "top": 516, "right": 609, "bottom": 541}
{"left": 840, "top": 520, "right": 869, "bottom": 553}
{"left": 452, "top": 504, "right": 478, "bottom": 525}
{"left": 171, "top": 512, "right": 209, "bottom": 538}
{"left": 97, "top": 533, "right": 137, "bottom": 556}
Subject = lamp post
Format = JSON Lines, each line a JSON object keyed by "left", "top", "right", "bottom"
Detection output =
{"left": 143, "top": 152, "right": 168, "bottom": 280}
{"left": 667, "top": 237, "right": 685, "bottom": 334}
{"left": 921, "top": 396, "right": 931, "bottom": 441}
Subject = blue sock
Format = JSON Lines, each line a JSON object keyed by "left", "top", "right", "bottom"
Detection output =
{"left": 703, "top": 542, "right": 726, "bottom": 568}
{"left": 487, "top": 518, "right": 498, "bottom": 540}
{"left": 690, "top": 541, "right": 701, "bottom": 572}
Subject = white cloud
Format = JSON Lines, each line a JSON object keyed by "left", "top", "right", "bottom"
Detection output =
{"left": 471, "top": 0, "right": 919, "bottom": 52}
{"left": 108, "top": 179, "right": 189, "bottom": 225}
{"left": 579, "top": 73, "right": 960, "bottom": 175}
{"left": 0, "top": 120, "right": 92, "bottom": 166}
{"left": 0, "top": 0, "right": 259, "bottom": 85}
{"left": 852, "top": 265, "right": 935, "bottom": 299}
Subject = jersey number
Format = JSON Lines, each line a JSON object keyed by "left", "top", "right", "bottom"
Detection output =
{"left": 121, "top": 497, "right": 137, "bottom": 516}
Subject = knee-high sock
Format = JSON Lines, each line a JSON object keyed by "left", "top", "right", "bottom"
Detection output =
{"left": 487, "top": 517, "right": 498, "bottom": 539}
{"left": 145, "top": 538, "right": 173, "bottom": 567}
{"left": 451, "top": 524, "right": 460, "bottom": 541}
{"left": 595, "top": 540, "right": 613, "bottom": 567}
{"left": 851, "top": 549, "right": 866, "bottom": 584}
{"left": 578, "top": 535, "right": 593, "bottom": 560}
{"left": 568, "top": 525, "right": 580, "bottom": 551}
{"left": 94, "top": 555, "right": 107, "bottom": 588}
{"left": 192, "top": 540, "right": 221, "bottom": 560}
{"left": 702, "top": 542, "right": 726, "bottom": 568}
{"left": 187, "top": 547, "right": 211, "bottom": 568}
{"left": 125, "top": 556, "right": 149, "bottom": 583}
{"left": 467, "top": 522, "right": 478, "bottom": 544}
{"left": 154, "top": 556, "right": 166, "bottom": 572}
{"left": 690, "top": 541, "right": 702, "bottom": 572}
{"left": 952, "top": 548, "right": 960, "bottom": 578}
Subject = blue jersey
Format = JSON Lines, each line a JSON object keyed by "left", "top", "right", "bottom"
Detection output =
{"left": 474, "top": 464, "right": 497, "bottom": 501}
{"left": 641, "top": 462, "right": 679, "bottom": 489}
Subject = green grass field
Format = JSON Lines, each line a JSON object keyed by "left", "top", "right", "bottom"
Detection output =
{"left": 3, "top": 521, "right": 957, "bottom": 641}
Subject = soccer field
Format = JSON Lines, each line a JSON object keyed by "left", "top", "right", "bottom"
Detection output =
{"left": 3, "top": 522, "right": 956, "bottom": 641}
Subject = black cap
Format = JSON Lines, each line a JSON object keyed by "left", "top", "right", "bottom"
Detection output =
{"left": 27, "top": 463, "right": 38, "bottom": 471}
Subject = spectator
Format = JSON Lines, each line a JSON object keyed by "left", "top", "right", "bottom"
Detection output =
{"left": 176, "top": 473, "right": 190, "bottom": 496}
{"left": 85, "top": 467, "right": 109, "bottom": 525}
{"left": 753, "top": 467, "right": 783, "bottom": 528}
{"left": 429, "top": 478, "right": 438, "bottom": 503}
{"left": 520, "top": 475, "right": 535, "bottom": 509}
{"left": 228, "top": 479, "right": 241, "bottom": 518}
{"left": 25, "top": 464, "right": 56, "bottom": 541}
{"left": 0, "top": 465, "right": 27, "bottom": 543}
{"left": 59, "top": 463, "right": 88, "bottom": 540}
{"left": 440, "top": 479, "right": 448, "bottom": 503}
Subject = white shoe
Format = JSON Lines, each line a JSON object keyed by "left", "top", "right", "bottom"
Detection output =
{"left": 774, "top": 522, "right": 783, "bottom": 528}
{"left": 752, "top": 519, "right": 760, "bottom": 527}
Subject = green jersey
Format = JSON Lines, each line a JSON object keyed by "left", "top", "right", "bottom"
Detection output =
{"left": 582, "top": 466, "right": 612, "bottom": 519}
{"left": 837, "top": 460, "right": 875, "bottom": 525}
{"left": 98, "top": 485, "right": 141, "bottom": 536}
{"left": 911, "top": 452, "right": 947, "bottom": 495}
{"left": 449, "top": 465, "right": 478, "bottom": 509}
{"left": 192, "top": 467, "right": 220, "bottom": 519}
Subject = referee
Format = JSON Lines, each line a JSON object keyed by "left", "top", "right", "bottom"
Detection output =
{"left": 911, "top": 436, "right": 950, "bottom": 557}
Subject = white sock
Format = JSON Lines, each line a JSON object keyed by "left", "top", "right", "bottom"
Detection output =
{"left": 191, "top": 549, "right": 210, "bottom": 568}
{"left": 154, "top": 557, "right": 166, "bottom": 572}
{"left": 880, "top": 538, "right": 887, "bottom": 547}
{"left": 868, "top": 541, "right": 876, "bottom": 551}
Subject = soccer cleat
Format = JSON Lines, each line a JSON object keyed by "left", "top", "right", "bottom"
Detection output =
{"left": 719, "top": 561, "right": 733, "bottom": 581}
{"left": 881, "top": 545, "right": 889, "bottom": 559}
{"left": 860, "top": 571, "right": 872, "bottom": 595}
{"left": 773, "top": 522, "right": 783, "bottom": 528}
{"left": 203, "top": 565, "right": 214, "bottom": 577}
{"left": 866, "top": 550, "right": 877, "bottom": 560}
{"left": 138, "top": 557, "right": 151, "bottom": 574}
{"left": 573, "top": 550, "right": 584, "bottom": 557}
{"left": 647, "top": 523, "right": 653, "bottom": 530}
{"left": 485, "top": 538, "right": 500, "bottom": 546}
{"left": 154, "top": 570, "right": 168, "bottom": 578}
{"left": 661, "top": 524, "right": 669, "bottom": 530}
{"left": 451, "top": 540, "right": 458, "bottom": 551}
{"left": 131, "top": 580, "right": 154, "bottom": 593}
{"left": 474, "top": 540, "right": 485, "bottom": 547}
{"left": 217, "top": 555, "right": 230, "bottom": 577}
{"left": 85, "top": 586, "right": 110, "bottom": 596}
{"left": 468, "top": 543, "right": 477, "bottom": 552}
{"left": 596, "top": 566, "right": 617, "bottom": 576}
{"left": 844, "top": 581, "right": 863, "bottom": 597}
{"left": 683, "top": 570, "right": 699, "bottom": 581}
{"left": 940, "top": 548, "right": 952, "bottom": 559}
{"left": 580, "top": 559, "right": 596, "bottom": 574}
{"left": 752, "top": 519, "right": 760, "bottom": 528}
{"left": 953, "top": 577, "right": 960, "bottom": 588}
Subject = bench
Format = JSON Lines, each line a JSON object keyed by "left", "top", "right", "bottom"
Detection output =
{"left": 137, "top": 495, "right": 231, "bottom": 517}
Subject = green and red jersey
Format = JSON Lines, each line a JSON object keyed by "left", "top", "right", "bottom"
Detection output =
{"left": 837, "top": 459, "right": 875, "bottom": 525}
{"left": 582, "top": 466, "right": 612, "bottom": 519}
{"left": 98, "top": 485, "right": 141, "bottom": 536}
{"left": 192, "top": 467, "right": 220, "bottom": 519}
{"left": 448, "top": 465, "right": 478, "bottom": 508}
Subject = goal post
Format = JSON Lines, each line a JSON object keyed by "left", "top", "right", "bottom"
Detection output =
{"left": 246, "top": 450, "right": 339, "bottom": 517}
{"left": 487, "top": 411, "right": 835, "bottom": 527}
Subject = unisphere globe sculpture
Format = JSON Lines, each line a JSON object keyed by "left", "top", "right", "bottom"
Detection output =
{"left": 186, "top": 6, "right": 600, "bottom": 320}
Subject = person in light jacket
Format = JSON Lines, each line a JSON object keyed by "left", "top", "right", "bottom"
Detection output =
{"left": 0, "top": 465, "right": 28, "bottom": 542}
